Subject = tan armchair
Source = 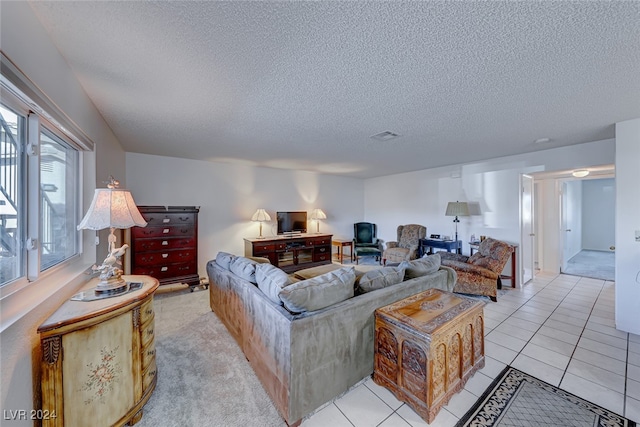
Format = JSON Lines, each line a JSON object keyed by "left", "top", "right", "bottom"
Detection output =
{"left": 441, "top": 238, "right": 512, "bottom": 302}
{"left": 382, "top": 224, "right": 426, "bottom": 264}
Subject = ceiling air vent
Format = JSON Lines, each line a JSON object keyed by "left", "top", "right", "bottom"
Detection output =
{"left": 370, "top": 131, "right": 401, "bottom": 141}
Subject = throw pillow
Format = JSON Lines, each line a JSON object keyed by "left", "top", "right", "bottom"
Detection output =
{"left": 356, "top": 265, "right": 405, "bottom": 294}
{"left": 215, "top": 251, "right": 236, "bottom": 270}
{"left": 229, "top": 256, "right": 259, "bottom": 283}
{"left": 404, "top": 253, "right": 441, "bottom": 279}
{"left": 279, "top": 267, "right": 355, "bottom": 313}
{"left": 255, "top": 263, "right": 291, "bottom": 303}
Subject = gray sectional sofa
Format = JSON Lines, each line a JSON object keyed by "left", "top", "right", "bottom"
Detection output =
{"left": 207, "top": 253, "right": 456, "bottom": 426}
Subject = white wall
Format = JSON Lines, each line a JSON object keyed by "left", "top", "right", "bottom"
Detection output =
{"left": 614, "top": 118, "right": 640, "bottom": 335}
{"left": 365, "top": 140, "right": 615, "bottom": 271}
{"left": 125, "top": 153, "right": 364, "bottom": 277}
{"left": 582, "top": 178, "right": 615, "bottom": 251}
{"left": 1, "top": 3, "right": 125, "bottom": 423}
{"left": 564, "top": 180, "right": 583, "bottom": 263}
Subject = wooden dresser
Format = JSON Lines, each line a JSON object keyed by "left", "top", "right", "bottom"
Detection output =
{"left": 373, "top": 289, "right": 485, "bottom": 423}
{"left": 244, "top": 234, "right": 332, "bottom": 273}
{"left": 127, "top": 206, "right": 200, "bottom": 289}
{"left": 38, "top": 275, "right": 159, "bottom": 427}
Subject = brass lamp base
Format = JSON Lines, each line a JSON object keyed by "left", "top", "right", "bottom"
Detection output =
{"left": 95, "top": 274, "right": 128, "bottom": 294}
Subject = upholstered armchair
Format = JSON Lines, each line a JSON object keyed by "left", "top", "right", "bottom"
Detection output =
{"left": 353, "top": 222, "right": 382, "bottom": 264}
{"left": 440, "top": 238, "right": 512, "bottom": 302}
{"left": 382, "top": 224, "right": 426, "bottom": 264}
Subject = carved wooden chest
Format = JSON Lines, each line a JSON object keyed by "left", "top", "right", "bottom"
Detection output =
{"left": 373, "top": 289, "right": 485, "bottom": 423}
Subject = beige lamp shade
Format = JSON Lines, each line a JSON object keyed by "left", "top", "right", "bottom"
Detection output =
{"left": 309, "top": 208, "right": 327, "bottom": 220}
{"left": 310, "top": 208, "right": 326, "bottom": 233}
{"left": 251, "top": 208, "right": 271, "bottom": 222}
{"left": 77, "top": 188, "right": 147, "bottom": 230}
{"left": 445, "top": 201, "right": 469, "bottom": 217}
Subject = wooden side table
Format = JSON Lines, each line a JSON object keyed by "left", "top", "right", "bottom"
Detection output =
{"left": 38, "top": 275, "right": 159, "bottom": 426}
{"left": 374, "top": 289, "right": 485, "bottom": 423}
{"left": 470, "top": 242, "right": 518, "bottom": 288}
{"left": 331, "top": 238, "right": 353, "bottom": 263}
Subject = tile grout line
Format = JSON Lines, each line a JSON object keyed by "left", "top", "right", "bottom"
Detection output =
{"left": 556, "top": 276, "right": 608, "bottom": 387}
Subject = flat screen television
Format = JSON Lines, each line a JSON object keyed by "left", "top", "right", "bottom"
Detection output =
{"left": 277, "top": 211, "right": 307, "bottom": 235}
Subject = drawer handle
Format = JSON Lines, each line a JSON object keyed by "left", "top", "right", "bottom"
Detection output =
{"left": 163, "top": 218, "right": 171, "bottom": 223}
{"left": 148, "top": 370, "right": 156, "bottom": 377}
{"left": 147, "top": 329, "right": 154, "bottom": 336}
{"left": 161, "top": 267, "right": 168, "bottom": 272}
{"left": 147, "top": 349, "right": 155, "bottom": 356}
{"left": 162, "top": 253, "right": 169, "bottom": 258}
{"left": 163, "top": 228, "right": 170, "bottom": 234}
{"left": 162, "top": 240, "right": 168, "bottom": 246}
{"left": 145, "top": 309, "right": 153, "bottom": 315}
{"left": 179, "top": 216, "right": 189, "bottom": 221}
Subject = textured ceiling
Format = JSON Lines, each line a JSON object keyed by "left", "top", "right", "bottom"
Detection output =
{"left": 28, "top": 1, "right": 640, "bottom": 178}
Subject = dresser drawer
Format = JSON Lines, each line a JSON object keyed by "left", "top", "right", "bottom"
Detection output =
{"left": 133, "top": 237, "right": 196, "bottom": 252}
{"left": 132, "top": 261, "right": 197, "bottom": 280}
{"left": 314, "top": 252, "right": 331, "bottom": 262}
{"left": 140, "top": 299, "right": 154, "bottom": 325}
{"left": 142, "top": 212, "right": 195, "bottom": 227}
{"left": 141, "top": 319, "right": 155, "bottom": 346}
{"left": 132, "top": 225, "right": 195, "bottom": 239}
{"left": 307, "top": 237, "right": 330, "bottom": 246}
{"left": 253, "top": 243, "right": 274, "bottom": 254}
{"left": 142, "top": 338, "right": 156, "bottom": 369}
{"left": 134, "top": 249, "right": 196, "bottom": 266}
{"left": 142, "top": 359, "right": 157, "bottom": 392}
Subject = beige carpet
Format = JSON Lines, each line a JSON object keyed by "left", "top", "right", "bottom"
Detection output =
{"left": 137, "top": 288, "right": 284, "bottom": 427}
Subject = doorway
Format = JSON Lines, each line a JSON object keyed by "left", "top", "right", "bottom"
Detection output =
{"left": 530, "top": 166, "right": 615, "bottom": 280}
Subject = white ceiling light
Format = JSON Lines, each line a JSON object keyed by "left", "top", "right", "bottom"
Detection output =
{"left": 572, "top": 170, "right": 590, "bottom": 178}
{"left": 534, "top": 137, "right": 551, "bottom": 144}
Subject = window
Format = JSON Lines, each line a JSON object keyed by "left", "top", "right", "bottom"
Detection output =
{"left": 39, "top": 128, "right": 79, "bottom": 271}
{"left": 0, "top": 103, "right": 25, "bottom": 285}
{"left": 0, "top": 94, "right": 82, "bottom": 288}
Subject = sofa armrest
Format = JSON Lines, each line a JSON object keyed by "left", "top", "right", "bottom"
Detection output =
{"left": 442, "top": 260, "right": 499, "bottom": 280}
{"left": 386, "top": 241, "right": 398, "bottom": 249}
{"left": 439, "top": 265, "right": 457, "bottom": 291}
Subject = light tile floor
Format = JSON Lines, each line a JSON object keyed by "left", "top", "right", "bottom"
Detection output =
{"left": 302, "top": 272, "right": 640, "bottom": 426}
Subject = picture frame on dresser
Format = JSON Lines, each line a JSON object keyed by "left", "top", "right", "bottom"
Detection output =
{"left": 125, "top": 206, "right": 203, "bottom": 291}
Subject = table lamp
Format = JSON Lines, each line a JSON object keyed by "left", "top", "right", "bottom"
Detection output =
{"left": 77, "top": 176, "right": 147, "bottom": 293}
{"left": 445, "top": 201, "right": 469, "bottom": 242}
{"left": 251, "top": 208, "right": 271, "bottom": 238}
{"left": 309, "top": 208, "right": 326, "bottom": 233}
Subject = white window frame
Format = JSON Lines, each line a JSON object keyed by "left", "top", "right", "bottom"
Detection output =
{"left": 1, "top": 53, "right": 95, "bottom": 331}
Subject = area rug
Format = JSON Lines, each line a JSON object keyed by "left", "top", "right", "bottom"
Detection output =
{"left": 456, "top": 366, "right": 636, "bottom": 427}
{"left": 136, "top": 289, "right": 284, "bottom": 427}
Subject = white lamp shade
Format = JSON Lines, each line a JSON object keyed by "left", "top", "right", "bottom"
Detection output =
{"left": 251, "top": 209, "right": 271, "bottom": 222}
{"left": 309, "top": 209, "right": 326, "bottom": 220}
{"left": 445, "top": 201, "right": 469, "bottom": 217}
{"left": 77, "top": 188, "right": 147, "bottom": 230}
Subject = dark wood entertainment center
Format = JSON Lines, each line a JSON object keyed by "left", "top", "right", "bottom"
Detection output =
{"left": 244, "top": 233, "right": 332, "bottom": 273}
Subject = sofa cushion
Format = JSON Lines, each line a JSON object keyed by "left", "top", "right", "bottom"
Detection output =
{"left": 403, "top": 253, "right": 441, "bottom": 279}
{"left": 356, "top": 265, "right": 405, "bottom": 294}
{"left": 255, "top": 263, "right": 291, "bottom": 303}
{"left": 215, "top": 251, "right": 236, "bottom": 270}
{"left": 229, "top": 256, "right": 259, "bottom": 283}
{"left": 278, "top": 267, "right": 356, "bottom": 313}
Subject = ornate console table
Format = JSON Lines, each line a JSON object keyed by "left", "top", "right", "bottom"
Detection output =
{"left": 38, "top": 275, "right": 159, "bottom": 426}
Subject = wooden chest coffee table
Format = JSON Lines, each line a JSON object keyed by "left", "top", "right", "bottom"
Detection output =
{"left": 373, "top": 289, "right": 485, "bottom": 423}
